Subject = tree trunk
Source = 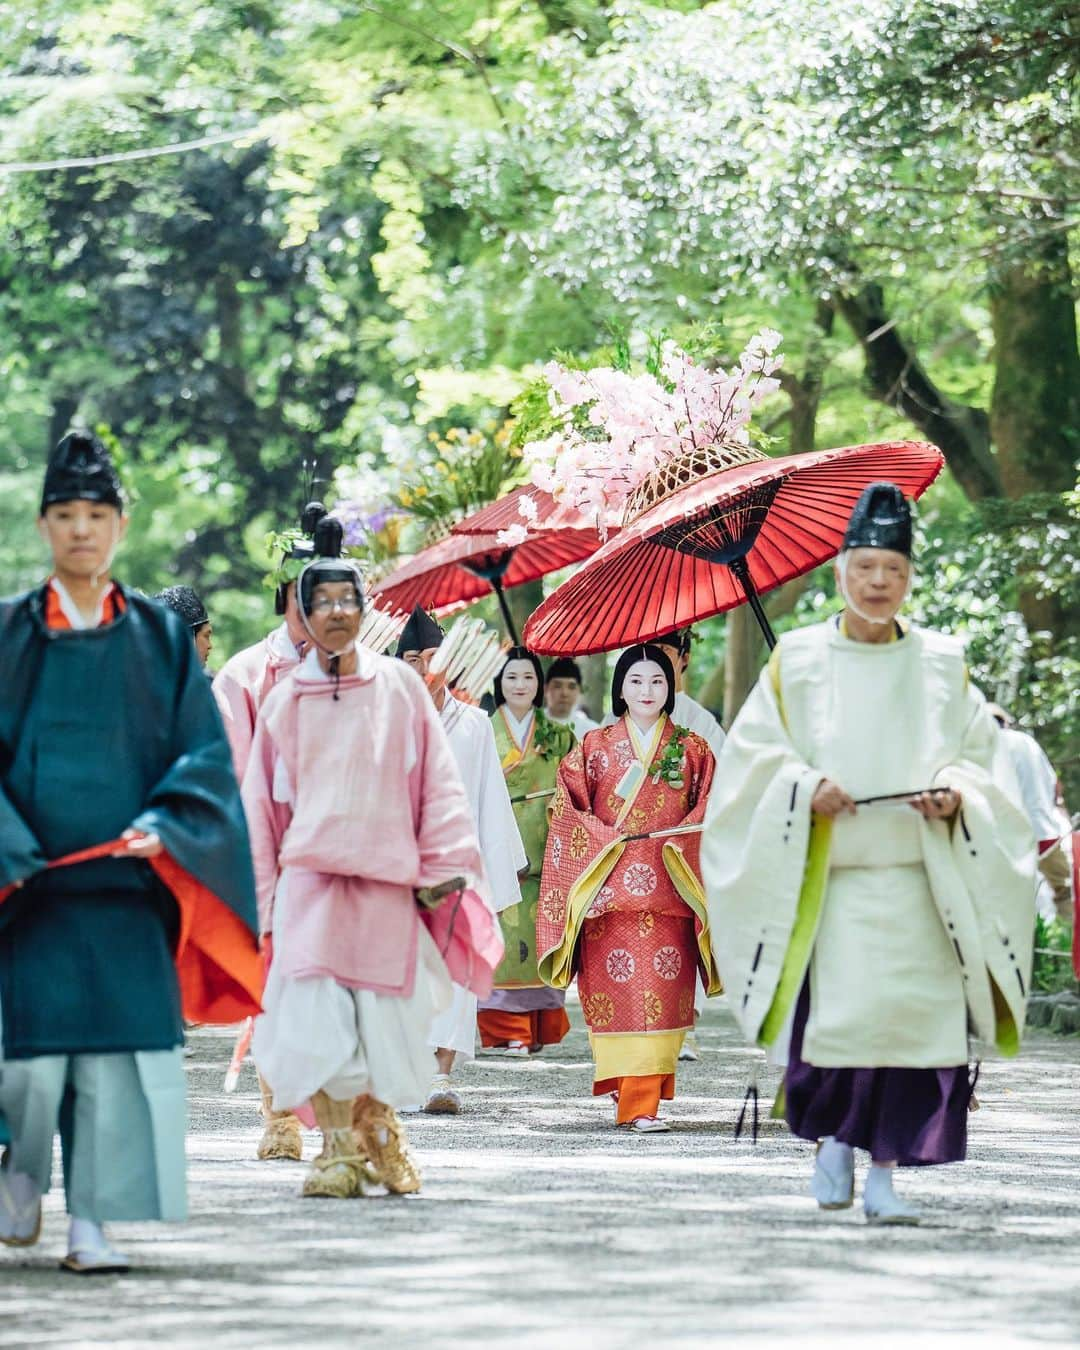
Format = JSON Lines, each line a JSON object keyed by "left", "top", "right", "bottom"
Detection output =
{"left": 989, "top": 234, "right": 1080, "bottom": 641}
{"left": 579, "top": 652, "right": 609, "bottom": 723}
{"left": 215, "top": 271, "right": 263, "bottom": 483}
{"left": 697, "top": 657, "right": 725, "bottom": 715}
{"left": 723, "top": 607, "right": 762, "bottom": 727}
{"left": 989, "top": 235, "right": 1079, "bottom": 499}
{"left": 835, "top": 282, "right": 1002, "bottom": 501}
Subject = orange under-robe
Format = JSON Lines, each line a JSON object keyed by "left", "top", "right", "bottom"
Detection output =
{"left": 614, "top": 1073, "right": 675, "bottom": 1125}
{"left": 477, "top": 1006, "right": 571, "bottom": 1049}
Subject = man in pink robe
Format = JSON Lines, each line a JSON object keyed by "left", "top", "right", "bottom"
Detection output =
{"left": 243, "top": 522, "right": 501, "bottom": 1199}
{"left": 211, "top": 504, "right": 329, "bottom": 780}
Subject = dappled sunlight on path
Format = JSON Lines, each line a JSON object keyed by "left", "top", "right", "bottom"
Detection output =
{"left": 3, "top": 1003, "right": 1079, "bottom": 1347}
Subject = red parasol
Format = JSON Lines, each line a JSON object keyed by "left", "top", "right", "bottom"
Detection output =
{"left": 451, "top": 484, "right": 589, "bottom": 536}
{"left": 523, "top": 439, "right": 945, "bottom": 656}
{"left": 369, "top": 526, "right": 599, "bottom": 645}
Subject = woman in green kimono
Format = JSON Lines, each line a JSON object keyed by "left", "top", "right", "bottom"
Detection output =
{"left": 477, "top": 648, "right": 576, "bottom": 1055}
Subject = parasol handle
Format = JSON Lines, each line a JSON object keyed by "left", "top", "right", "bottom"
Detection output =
{"left": 491, "top": 577, "right": 520, "bottom": 646}
{"left": 730, "top": 558, "right": 777, "bottom": 651}
{"left": 460, "top": 550, "right": 521, "bottom": 644}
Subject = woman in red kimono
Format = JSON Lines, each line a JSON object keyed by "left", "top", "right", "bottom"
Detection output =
{"left": 537, "top": 645, "right": 720, "bottom": 1132}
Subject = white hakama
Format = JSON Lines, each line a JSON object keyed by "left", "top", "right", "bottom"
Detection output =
{"left": 254, "top": 925, "right": 452, "bottom": 1112}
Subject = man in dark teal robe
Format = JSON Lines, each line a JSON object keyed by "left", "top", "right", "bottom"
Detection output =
{"left": 0, "top": 431, "right": 261, "bottom": 1273}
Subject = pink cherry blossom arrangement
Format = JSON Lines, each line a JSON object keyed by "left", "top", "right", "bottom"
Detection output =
{"left": 497, "top": 330, "right": 782, "bottom": 544}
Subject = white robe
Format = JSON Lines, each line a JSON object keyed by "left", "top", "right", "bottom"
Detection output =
{"left": 427, "top": 698, "right": 527, "bottom": 1057}
{"left": 550, "top": 706, "right": 600, "bottom": 739}
{"left": 999, "top": 727, "right": 1065, "bottom": 922}
{"left": 1000, "top": 727, "right": 1060, "bottom": 841}
{"left": 672, "top": 691, "right": 726, "bottom": 760}
{"left": 703, "top": 619, "right": 1036, "bottom": 1068}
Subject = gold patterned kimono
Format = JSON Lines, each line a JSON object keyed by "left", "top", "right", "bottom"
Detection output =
{"left": 538, "top": 715, "right": 719, "bottom": 1090}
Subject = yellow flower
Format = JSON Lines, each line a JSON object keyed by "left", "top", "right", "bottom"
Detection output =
{"left": 415, "top": 486, "right": 428, "bottom": 497}
{"left": 446, "top": 427, "right": 461, "bottom": 441}
{"left": 399, "top": 489, "right": 413, "bottom": 506}
{"left": 427, "top": 431, "right": 439, "bottom": 442}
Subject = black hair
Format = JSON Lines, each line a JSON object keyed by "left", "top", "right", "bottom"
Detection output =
{"left": 611, "top": 644, "right": 676, "bottom": 718}
{"left": 494, "top": 646, "right": 545, "bottom": 708}
{"left": 653, "top": 628, "right": 692, "bottom": 656}
{"left": 545, "top": 657, "right": 582, "bottom": 685}
{"left": 275, "top": 501, "right": 329, "bottom": 615}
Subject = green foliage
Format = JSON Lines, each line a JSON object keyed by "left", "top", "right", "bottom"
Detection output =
{"left": 1032, "top": 917, "right": 1076, "bottom": 997}
{"left": 0, "top": 0, "right": 1074, "bottom": 753}
{"left": 393, "top": 424, "right": 522, "bottom": 523}
{"left": 909, "top": 486, "right": 1080, "bottom": 795}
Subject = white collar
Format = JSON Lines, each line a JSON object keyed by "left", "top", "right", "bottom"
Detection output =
{"left": 300, "top": 648, "right": 330, "bottom": 681}
{"left": 297, "top": 644, "right": 378, "bottom": 684}
{"left": 503, "top": 705, "right": 535, "bottom": 746}
{"left": 50, "top": 576, "right": 113, "bottom": 630}
{"left": 626, "top": 712, "right": 666, "bottom": 763}
{"left": 267, "top": 621, "right": 303, "bottom": 664}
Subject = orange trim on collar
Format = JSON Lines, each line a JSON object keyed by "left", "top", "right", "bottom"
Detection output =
{"left": 44, "top": 579, "right": 126, "bottom": 630}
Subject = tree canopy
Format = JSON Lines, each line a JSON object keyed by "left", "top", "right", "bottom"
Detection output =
{"left": 1, "top": 0, "right": 1076, "bottom": 788}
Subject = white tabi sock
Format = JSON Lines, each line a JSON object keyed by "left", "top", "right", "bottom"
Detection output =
{"left": 864, "top": 1164, "right": 897, "bottom": 1207}
{"left": 68, "top": 1216, "right": 122, "bottom": 1257}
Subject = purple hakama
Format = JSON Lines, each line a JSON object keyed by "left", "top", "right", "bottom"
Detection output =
{"left": 480, "top": 986, "right": 566, "bottom": 1014}
{"left": 785, "top": 985, "right": 973, "bottom": 1166}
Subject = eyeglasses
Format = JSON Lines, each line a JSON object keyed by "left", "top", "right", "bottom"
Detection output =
{"left": 309, "top": 596, "right": 361, "bottom": 615}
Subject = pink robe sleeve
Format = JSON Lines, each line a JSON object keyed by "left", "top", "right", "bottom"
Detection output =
{"left": 213, "top": 665, "right": 258, "bottom": 781}
{"left": 241, "top": 715, "right": 292, "bottom": 936}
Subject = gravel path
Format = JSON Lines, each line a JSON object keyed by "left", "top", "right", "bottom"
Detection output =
{"left": 4, "top": 998, "right": 1080, "bottom": 1349}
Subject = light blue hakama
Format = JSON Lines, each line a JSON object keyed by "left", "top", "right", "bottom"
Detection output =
{"left": 0, "top": 996, "right": 187, "bottom": 1221}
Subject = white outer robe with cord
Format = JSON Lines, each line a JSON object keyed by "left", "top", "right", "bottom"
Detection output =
{"left": 702, "top": 619, "right": 1037, "bottom": 1069}
{"left": 427, "top": 697, "right": 527, "bottom": 1058}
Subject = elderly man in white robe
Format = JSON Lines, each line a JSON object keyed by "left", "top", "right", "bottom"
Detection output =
{"left": 396, "top": 607, "right": 527, "bottom": 1114}
{"left": 703, "top": 482, "right": 1036, "bottom": 1225}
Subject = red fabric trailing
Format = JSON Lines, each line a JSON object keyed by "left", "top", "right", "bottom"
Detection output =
{"left": 151, "top": 852, "right": 263, "bottom": 1024}
{"left": 1072, "top": 837, "right": 1080, "bottom": 980}
{"left": 0, "top": 839, "right": 262, "bottom": 1024}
